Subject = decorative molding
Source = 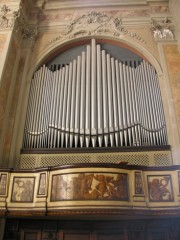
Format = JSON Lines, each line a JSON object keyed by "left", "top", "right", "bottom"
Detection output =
{"left": 0, "top": 4, "right": 19, "bottom": 29}
{"left": 151, "top": 18, "right": 174, "bottom": 41}
{"left": 47, "top": 12, "right": 146, "bottom": 46}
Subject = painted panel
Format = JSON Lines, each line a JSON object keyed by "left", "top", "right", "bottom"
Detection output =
{"left": 37, "top": 173, "right": 46, "bottom": 196}
{"left": 135, "top": 171, "right": 144, "bottom": 195}
{"left": 147, "top": 175, "right": 174, "bottom": 202}
{"left": 11, "top": 177, "right": 35, "bottom": 202}
{"left": 0, "top": 173, "right": 7, "bottom": 195}
{"left": 51, "top": 172, "right": 129, "bottom": 201}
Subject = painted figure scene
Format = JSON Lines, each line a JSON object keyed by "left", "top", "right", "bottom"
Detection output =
{"left": 11, "top": 177, "right": 35, "bottom": 202}
{"left": 51, "top": 172, "right": 129, "bottom": 201}
{"left": 148, "top": 175, "right": 173, "bottom": 202}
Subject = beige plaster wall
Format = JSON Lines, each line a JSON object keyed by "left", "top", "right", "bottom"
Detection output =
{"left": 0, "top": 40, "right": 17, "bottom": 138}
{"left": 2, "top": 54, "right": 25, "bottom": 167}
{"left": 0, "top": 34, "right": 7, "bottom": 64}
{"left": 169, "top": 0, "right": 180, "bottom": 52}
{"left": 163, "top": 44, "right": 180, "bottom": 137}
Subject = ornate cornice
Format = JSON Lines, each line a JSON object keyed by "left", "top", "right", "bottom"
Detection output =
{"left": 47, "top": 11, "right": 146, "bottom": 46}
{"left": 151, "top": 17, "right": 174, "bottom": 41}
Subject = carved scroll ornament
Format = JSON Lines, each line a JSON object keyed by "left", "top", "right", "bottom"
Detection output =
{"left": 48, "top": 11, "right": 146, "bottom": 45}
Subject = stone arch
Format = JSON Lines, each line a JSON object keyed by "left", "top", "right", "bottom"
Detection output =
{"left": 30, "top": 35, "right": 163, "bottom": 79}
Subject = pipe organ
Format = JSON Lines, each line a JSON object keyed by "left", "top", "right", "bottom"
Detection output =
{"left": 23, "top": 39, "right": 167, "bottom": 149}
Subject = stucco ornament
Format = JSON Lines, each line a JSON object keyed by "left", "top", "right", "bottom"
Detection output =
{"left": 48, "top": 12, "right": 146, "bottom": 45}
{"left": 0, "top": 4, "right": 19, "bottom": 29}
{"left": 15, "top": 9, "right": 38, "bottom": 46}
{"left": 151, "top": 18, "right": 174, "bottom": 41}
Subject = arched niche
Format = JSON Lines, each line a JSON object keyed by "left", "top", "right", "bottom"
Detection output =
{"left": 13, "top": 34, "right": 179, "bottom": 167}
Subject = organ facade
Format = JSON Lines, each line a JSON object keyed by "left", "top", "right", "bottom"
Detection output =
{"left": 0, "top": 0, "right": 180, "bottom": 239}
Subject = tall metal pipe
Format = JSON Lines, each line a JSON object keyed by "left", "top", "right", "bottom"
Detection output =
{"left": 65, "top": 62, "right": 73, "bottom": 148}
{"left": 97, "top": 44, "right": 103, "bottom": 147}
{"left": 111, "top": 57, "right": 119, "bottom": 147}
{"left": 85, "top": 45, "right": 91, "bottom": 148}
{"left": 91, "top": 39, "right": 97, "bottom": 147}
{"left": 70, "top": 59, "right": 77, "bottom": 148}
{"left": 102, "top": 50, "right": 109, "bottom": 147}
{"left": 80, "top": 52, "right": 86, "bottom": 147}
{"left": 74, "top": 56, "right": 81, "bottom": 147}
{"left": 107, "top": 54, "right": 114, "bottom": 147}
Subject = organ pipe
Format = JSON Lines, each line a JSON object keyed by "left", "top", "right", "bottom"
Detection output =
{"left": 97, "top": 44, "right": 103, "bottom": 147}
{"left": 23, "top": 39, "right": 168, "bottom": 149}
{"left": 85, "top": 45, "right": 91, "bottom": 148}
{"left": 91, "top": 39, "right": 97, "bottom": 147}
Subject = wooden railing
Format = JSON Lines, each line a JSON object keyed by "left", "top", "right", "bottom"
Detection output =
{"left": 0, "top": 163, "right": 180, "bottom": 217}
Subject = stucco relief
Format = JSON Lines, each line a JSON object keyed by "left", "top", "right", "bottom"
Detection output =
{"left": 151, "top": 18, "right": 174, "bottom": 41}
{"left": 47, "top": 12, "right": 146, "bottom": 46}
{"left": 14, "top": 10, "right": 38, "bottom": 46}
{"left": 0, "top": 4, "right": 19, "bottom": 29}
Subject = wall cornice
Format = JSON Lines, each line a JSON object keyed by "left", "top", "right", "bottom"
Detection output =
{"left": 34, "top": 0, "right": 169, "bottom": 11}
